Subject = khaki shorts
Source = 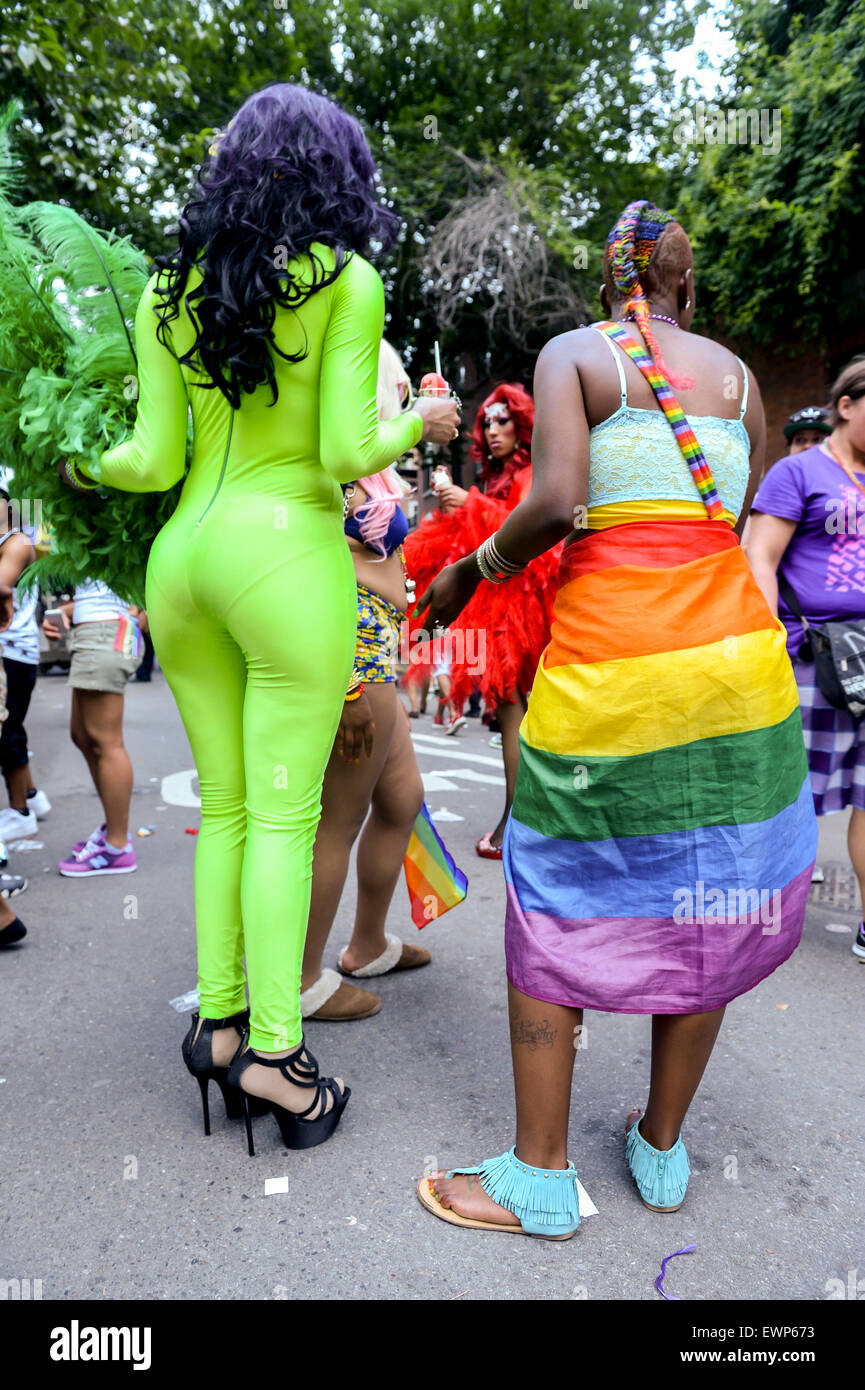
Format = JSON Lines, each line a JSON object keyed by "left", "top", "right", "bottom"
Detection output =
{"left": 68, "top": 620, "right": 141, "bottom": 694}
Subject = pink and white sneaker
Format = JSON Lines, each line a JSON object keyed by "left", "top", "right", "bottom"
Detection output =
{"left": 71, "top": 823, "right": 107, "bottom": 854}
{"left": 59, "top": 840, "right": 137, "bottom": 877}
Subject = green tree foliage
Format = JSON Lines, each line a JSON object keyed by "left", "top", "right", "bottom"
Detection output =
{"left": 0, "top": 2, "right": 195, "bottom": 250}
{"left": 326, "top": 0, "right": 697, "bottom": 371}
{"left": 672, "top": 0, "right": 865, "bottom": 348}
{"left": 1, "top": 0, "right": 701, "bottom": 375}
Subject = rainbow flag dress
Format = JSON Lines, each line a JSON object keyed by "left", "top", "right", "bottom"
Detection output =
{"left": 502, "top": 324, "right": 818, "bottom": 1013}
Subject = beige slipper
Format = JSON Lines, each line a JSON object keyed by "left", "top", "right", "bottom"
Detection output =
{"left": 337, "top": 931, "right": 431, "bottom": 978}
{"left": 415, "top": 1178, "right": 574, "bottom": 1240}
{"left": 300, "top": 968, "right": 381, "bottom": 1021}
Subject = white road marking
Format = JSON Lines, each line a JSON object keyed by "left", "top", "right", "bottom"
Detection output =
{"left": 161, "top": 738, "right": 505, "bottom": 811}
{"left": 411, "top": 736, "right": 505, "bottom": 769}
{"left": 422, "top": 773, "right": 460, "bottom": 791}
{"left": 161, "top": 769, "right": 200, "bottom": 807}
{"left": 421, "top": 767, "right": 505, "bottom": 791}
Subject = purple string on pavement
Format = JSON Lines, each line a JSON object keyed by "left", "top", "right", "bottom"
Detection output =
{"left": 655, "top": 1243, "right": 697, "bottom": 1301}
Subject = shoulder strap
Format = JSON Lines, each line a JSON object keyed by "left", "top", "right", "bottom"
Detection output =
{"left": 592, "top": 325, "right": 627, "bottom": 408}
{"left": 777, "top": 571, "right": 808, "bottom": 628}
{"left": 595, "top": 321, "right": 725, "bottom": 522}
{"left": 734, "top": 357, "right": 749, "bottom": 421}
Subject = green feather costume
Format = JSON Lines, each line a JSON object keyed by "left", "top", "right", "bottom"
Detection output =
{"left": 0, "top": 101, "right": 185, "bottom": 604}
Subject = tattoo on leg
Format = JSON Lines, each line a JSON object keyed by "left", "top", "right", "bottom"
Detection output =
{"left": 510, "top": 1017, "right": 557, "bottom": 1050}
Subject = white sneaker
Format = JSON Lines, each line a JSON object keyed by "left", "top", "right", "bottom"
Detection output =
{"left": 489, "top": 732, "right": 503, "bottom": 748}
{"left": 0, "top": 872, "right": 28, "bottom": 898}
{"left": 445, "top": 715, "right": 466, "bottom": 735}
{"left": 0, "top": 806, "right": 38, "bottom": 843}
{"left": 27, "top": 789, "right": 51, "bottom": 818}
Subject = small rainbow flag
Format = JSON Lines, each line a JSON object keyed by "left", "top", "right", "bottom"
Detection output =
{"left": 403, "top": 802, "right": 468, "bottom": 929}
{"left": 113, "top": 613, "right": 143, "bottom": 659}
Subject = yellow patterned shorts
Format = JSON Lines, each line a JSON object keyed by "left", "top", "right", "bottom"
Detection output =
{"left": 354, "top": 584, "right": 403, "bottom": 684}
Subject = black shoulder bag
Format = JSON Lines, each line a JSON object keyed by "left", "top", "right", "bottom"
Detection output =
{"left": 778, "top": 573, "right": 865, "bottom": 717}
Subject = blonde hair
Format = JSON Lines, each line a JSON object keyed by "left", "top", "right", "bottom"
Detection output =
{"left": 353, "top": 340, "right": 413, "bottom": 555}
{"left": 377, "top": 338, "right": 409, "bottom": 422}
{"left": 829, "top": 354, "right": 865, "bottom": 429}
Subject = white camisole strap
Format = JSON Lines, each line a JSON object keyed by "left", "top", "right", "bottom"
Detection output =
{"left": 735, "top": 356, "right": 749, "bottom": 420}
{"left": 593, "top": 325, "right": 628, "bottom": 408}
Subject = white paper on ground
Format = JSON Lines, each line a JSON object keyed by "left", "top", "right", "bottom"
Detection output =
{"left": 169, "top": 988, "right": 200, "bottom": 1012}
{"left": 825, "top": 922, "right": 852, "bottom": 933}
{"left": 577, "top": 1179, "right": 598, "bottom": 1217}
{"left": 264, "top": 1177, "right": 289, "bottom": 1196}
{"left": 430, "top": 807, "right": 464, "bottom": 821}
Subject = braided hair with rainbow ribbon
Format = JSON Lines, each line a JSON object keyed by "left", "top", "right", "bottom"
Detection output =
{"left": 598, "top": 199, "right": 725, "bottom": 522}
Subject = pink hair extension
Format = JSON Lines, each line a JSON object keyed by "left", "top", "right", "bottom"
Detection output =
{"left": 352, "top": 466, "right": 407, "bottom": 560}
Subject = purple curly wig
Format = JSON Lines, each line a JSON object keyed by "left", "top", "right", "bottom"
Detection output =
{"left": 153, "top": 83, "right": 399, "bottom": 408}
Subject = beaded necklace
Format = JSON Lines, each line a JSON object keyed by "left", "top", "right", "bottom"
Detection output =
{"left": 624, "top": 311, "right": 680, "bottom": 329}
{"left": 823, "top": 437, "right": 865, "bottom": 499}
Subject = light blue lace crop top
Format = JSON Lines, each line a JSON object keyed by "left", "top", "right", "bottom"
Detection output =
{"left": 586, "top": 327, "right": 751, "bottom": 523}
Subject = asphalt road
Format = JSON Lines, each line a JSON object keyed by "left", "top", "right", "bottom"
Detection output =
{"left": 2, "top": 668, "right": 863, "bottom": 1301}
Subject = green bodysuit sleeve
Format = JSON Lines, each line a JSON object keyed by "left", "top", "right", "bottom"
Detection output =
{"left": 84, "top": 273, "right": 189, "bottom": 491}
{"left": 319, "top": 252, "right": 422, "bottom": 484}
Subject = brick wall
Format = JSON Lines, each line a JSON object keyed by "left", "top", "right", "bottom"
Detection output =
{"left": 718, "top": 325, "right": 865, "bottom": 468}
{"left": 735, "top": 339, "right": 831, "bottom": 467}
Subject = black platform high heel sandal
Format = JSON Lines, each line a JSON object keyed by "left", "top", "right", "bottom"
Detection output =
{"left": 227, "top": 1034, "right": 350, "bottom": 1156}
{"left": 181, "top": 1009, "right": 276, "bottom": 1134}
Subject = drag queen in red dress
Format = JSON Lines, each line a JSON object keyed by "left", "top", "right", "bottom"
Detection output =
{"left": 404, "top": 384, "right": 562, "bottom": 857}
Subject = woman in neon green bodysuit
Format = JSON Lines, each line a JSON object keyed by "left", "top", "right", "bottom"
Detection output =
{"left": 66, "top": 85, "right": 458, "bottom": 1152}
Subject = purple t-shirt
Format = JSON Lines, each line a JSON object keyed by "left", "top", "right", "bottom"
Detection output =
{"left": 752, "top": 443, "right": 865, "bottom": 657}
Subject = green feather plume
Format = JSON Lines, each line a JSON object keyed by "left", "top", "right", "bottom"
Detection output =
{"left": 0, "top": 102, "right": 186, "bottom": 605}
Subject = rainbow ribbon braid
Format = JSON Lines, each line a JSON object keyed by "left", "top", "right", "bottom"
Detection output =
{"left": 606, "top": 199, "right": 694, "bottom": 392}
{"left": 606, "top": 200, "right": 676, "bottom": 302}
{"left": 597, "top": 320, "right": 725, "bottom": 521}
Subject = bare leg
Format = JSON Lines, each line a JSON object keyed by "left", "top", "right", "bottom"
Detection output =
{"left": 436, "top": 671, "right": 453, "bottom": 723}
{"left": 433, "top": 982, "right": 582, "bottom": 1224}
{"left": 300, "top": 682, "right": 398, "bottom": 990}
{"left": 75, "top": 690, "right": 133, "bottom": 848}
{"left": 341, "top": 696, "right": 424, "bottom": 969}
{"left": 404, "top": 672, "right": 431, "bottom": 716}
{"left": 847, "top": 807, "right": 865, "bottom": 920}
{"left": 487, "top": 689, "right": 526, "bottom": 848}
{"left": 4, "top": 764, "right": 30, "bottom": 813}
{"left": 637, "top": 1008, "right": 726, "bottom": 1151}
{"left": 69, "top": 689, "right": 100, "bottom": 790}
{"left": 0, "top": 895, "right": 18, "bottom": 928}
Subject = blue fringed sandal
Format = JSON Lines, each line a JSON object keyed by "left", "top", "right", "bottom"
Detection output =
{"left": 416, "top": 1147, "right": 581, "bottom": 1239}
{"left": 625, "top": 1109, "right": 690, "bottom": 1213}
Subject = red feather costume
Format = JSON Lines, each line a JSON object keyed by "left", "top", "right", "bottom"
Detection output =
{"left": 402, "top": 383, "right": 563, "bottom": 714}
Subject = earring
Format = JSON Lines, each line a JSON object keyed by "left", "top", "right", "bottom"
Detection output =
{"left": 685, "top": 298, "right": 691, "bottom": 311}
